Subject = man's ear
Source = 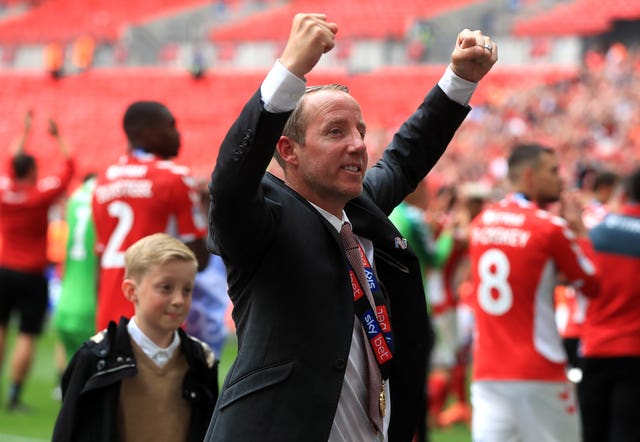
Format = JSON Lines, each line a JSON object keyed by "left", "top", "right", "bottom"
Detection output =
{"left": 276, "top": 136, "right": 299, "bottom": 167}
{"left": 122, "top": 279, "right": 137, "bottom": 303}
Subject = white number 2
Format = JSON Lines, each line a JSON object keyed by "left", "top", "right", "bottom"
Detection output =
{"left": 101, "top": 201, "right": 133, "bottom": 269}
{"left": 477, "top": 248, "right": 513, "bottom": 316}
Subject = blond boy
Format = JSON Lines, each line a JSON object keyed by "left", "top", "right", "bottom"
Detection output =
{"left": 53, "top": 233, "right": 218, "bottom": 442}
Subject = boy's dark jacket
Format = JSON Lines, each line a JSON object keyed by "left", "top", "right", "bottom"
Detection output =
{"left": 52, "top": 317, "right": 218, "bottom": 442}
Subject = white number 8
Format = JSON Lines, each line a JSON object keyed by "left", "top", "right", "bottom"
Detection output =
{"left": 478, "top": 248, "right": 513, "bottom": 316}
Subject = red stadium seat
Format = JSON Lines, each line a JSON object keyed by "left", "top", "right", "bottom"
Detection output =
{"left": 0, "top": 63, "right": 578, "bottom": 189}
{"left": 0, "top": 0, "right": 241, "bottom": 44}
{"left": 209, "top": 0, "right": 488, "bottom": 42}
{"left": 512, "top": 0, "right": 640, "bottom": 37}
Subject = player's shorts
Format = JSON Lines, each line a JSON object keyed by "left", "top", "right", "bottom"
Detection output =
{"left": 0, "top": 267, "right": 49, "bottom": 335}
{"left": 471, "top": 380, "right": 580, "bottom": 442}
{"left": 430, "top": 308, "right": 458, "bottom": 369}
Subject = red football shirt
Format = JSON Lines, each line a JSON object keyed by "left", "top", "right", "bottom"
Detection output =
{"left": 582, "top": 204, "right": 640, "bottom": 357}
{"left": 0, "top": 157, "right": 74, "bottom": 273}
{"left": 469, "top": 193, "right": 599, "bottom": 381}
{"left": 92, "top": 152, "right": 207, "bottom": 329}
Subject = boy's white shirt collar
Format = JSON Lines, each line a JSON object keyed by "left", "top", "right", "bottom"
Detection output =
{"left": 127, "top": 317, "right": 181, "bottom": 367}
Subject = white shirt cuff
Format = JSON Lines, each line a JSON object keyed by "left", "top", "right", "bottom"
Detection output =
{"left": 437, "top": 65, "right": 477, "bottom": 107}
{"left": 260, "top": 60, "right": 306, "bottom": 113}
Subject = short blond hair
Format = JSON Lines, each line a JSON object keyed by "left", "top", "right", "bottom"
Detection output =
{"left": 124, "top": 233, "right": 197, "bottom": 281}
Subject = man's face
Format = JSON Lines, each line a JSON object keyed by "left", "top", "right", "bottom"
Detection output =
{"left": 288, "top": 89, "right": 368, "bottom": 216}
{"left": 146, "top": 108, "right": 181, "bottom": 159}
{"left": 533, "top": 151, "right": 563, "bottom": 206}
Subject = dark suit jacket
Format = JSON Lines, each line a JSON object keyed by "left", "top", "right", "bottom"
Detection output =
{"left": 205, "top": 85, "right": 470, "bottom": 441}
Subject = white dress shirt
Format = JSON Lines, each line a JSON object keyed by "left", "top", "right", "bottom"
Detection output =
{"left": 127, "top": 317, "right": 181, "bottom": 368}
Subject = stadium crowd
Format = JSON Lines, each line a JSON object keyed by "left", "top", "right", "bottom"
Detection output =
{"left": 418, "top": 43, "right": 640, "bottom": 194}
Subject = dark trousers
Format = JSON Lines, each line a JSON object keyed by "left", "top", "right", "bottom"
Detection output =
{"left": 579, "top": 356, "right": 640, "bottom": 442}
{"left": 563, "top": 337, "right": 581, "bottom": 369}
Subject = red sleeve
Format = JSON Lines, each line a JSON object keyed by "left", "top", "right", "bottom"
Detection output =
{"left": 169, "top": 172, "right": 207, "bottom": 241}
{"left": 33, "top": 157, "right": 75, "bottom": 204}
{"left": 6, "top": 156, "right": 15, "bottom": 178}
{"left": 549, "top": 222, "right": 600, "bottom": 298}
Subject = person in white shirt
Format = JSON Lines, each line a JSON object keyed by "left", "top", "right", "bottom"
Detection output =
{"left": 205, "top": 13, "right": 497, "bottom": 442}
{"left": 52, "top": 233, "right": 218, "bottom": 442}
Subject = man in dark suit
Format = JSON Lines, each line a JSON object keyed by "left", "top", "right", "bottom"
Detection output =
{"left": 205, "top": 13, "right": 497, "bottom": 442}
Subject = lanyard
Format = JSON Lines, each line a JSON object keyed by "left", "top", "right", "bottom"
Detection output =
{"left": 346, "top": 241, "right": 395, "bottom": 380}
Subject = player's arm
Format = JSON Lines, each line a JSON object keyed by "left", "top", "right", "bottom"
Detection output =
{"left": 10, "top": 109, "right": 32, "bottom": 156}
{"left": 48, "top": 118, "right": 72, "bottom": 159}
{"left": 549, "top": 218, "right": 600, "bottom": 298}
{"left": 172, "top": 175, "right": 210, "bottom": 272}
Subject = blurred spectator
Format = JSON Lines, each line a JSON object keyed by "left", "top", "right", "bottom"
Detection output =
{"left": 556, "top": 168, "right": 620, "bottom": 382}
{"left": 423, "top": 185, "right": 460, "bottom": 430}
{"left": 53, "top": 173, "right": 98, "bottom": 363}
{"left": 0, "top": 111, "right": 75, "bottom": 411}
{"left": 44, "top": 41, "right": 64, "bottom": 79}
{"left": 46, "top": 199, "right": 68, "bottom": 399}
{"left": 406, "top": 20, "right": 432, "bottom": 64}
{"left": 188, "top": 44, "right": 207, "bottom": 79}
{"left": 92, "top": 101, "right": 209, "bottom": 331}
{"left": 468, "top": 143, "right": 599, "bottom": 441}
{"left": 388, "top": 179, "right": 451, "bottom": 440}
{"left": 582, "top": 169, "right": 619, "bottom": 229}
{"left": 580, "top": 168, "right": 640, "bottom": 442}
{"left": 71, "top": 35, "right": 95, "bottom": 72}
{"left": 436, "top": 182, "right": 490, "bottom": 428}
{"left": 184, "top": 180, "right": 230, "bottom": 357}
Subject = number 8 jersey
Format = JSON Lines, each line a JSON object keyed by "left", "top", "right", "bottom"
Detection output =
{"left": 92, "top": 151, "right": 208, "bottom": 330}
{"left": 469, "top": 193, "right": 599, "bottom": 381}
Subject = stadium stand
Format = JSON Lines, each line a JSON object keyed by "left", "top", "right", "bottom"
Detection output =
{"left": 0, "top": 0, "right": 635, "bottom": 190}
{"left": 513, "top": 0, "right": 640, "bottom": 36}
{"left": 0, "top": 63, "right": 576, "bottom": 188}
{"left": 209, "top": 0, "right": 488, "bottom": 41}
{"left": 0, "top": 0, "right": 239, "bottom": 43}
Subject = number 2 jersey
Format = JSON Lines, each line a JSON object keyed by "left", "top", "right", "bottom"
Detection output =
{"left": 92, "top": 151, "right": 207, "bottom": 330}
{"left": 469, "top": 193, "right": 599, "bottom": 381}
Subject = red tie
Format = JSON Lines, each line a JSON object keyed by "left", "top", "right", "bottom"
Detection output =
{"left": 340, "top": 222, "right": 384, "bottom": 433}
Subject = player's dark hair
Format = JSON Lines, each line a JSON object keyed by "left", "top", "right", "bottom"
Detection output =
{"left": 592, "top": 170, "right": 618, "bottom": 191}
{"left": 507, "top": 143, "right": 554, "bottom": 182}
{"left": 12, "top": 153, "right": 36, "bottom": 179}
{"left": 122, "top": 101, "right": 169, "bottom": 141}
